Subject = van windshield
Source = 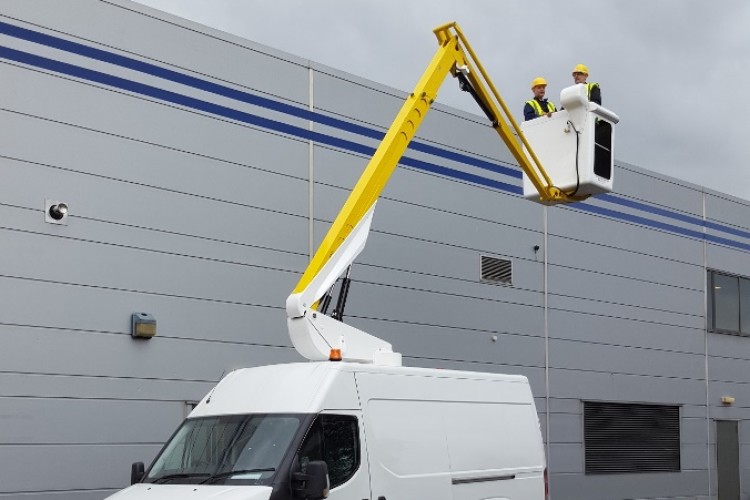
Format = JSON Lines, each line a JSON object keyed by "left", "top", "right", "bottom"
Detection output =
{"left": 145, "top": 414, "right": 304, "bottom": 485}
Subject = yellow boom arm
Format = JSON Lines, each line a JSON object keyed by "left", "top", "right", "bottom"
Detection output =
{"left": 292, "top": 22, "right": 582, "bottom": 300}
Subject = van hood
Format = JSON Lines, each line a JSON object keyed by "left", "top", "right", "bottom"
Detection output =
{"left": 104, "top": 484, "right": 272, "bottom": 500}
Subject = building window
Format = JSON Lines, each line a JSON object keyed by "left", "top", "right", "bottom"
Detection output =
{"left": 584, "top": 402, "right": 680, "bottom": 474}
{"left": 742, "top": 279, "right": 750, "bottom": 334}
{"left": 709, "top": 270, "right": 750, "bottom": 335}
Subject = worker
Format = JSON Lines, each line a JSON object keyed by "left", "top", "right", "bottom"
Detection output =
{"left": 524, "top": 77, "right": 556, "bottom": 121}
{"left": 572, "top": 64, "right": 601, "bottom": 105}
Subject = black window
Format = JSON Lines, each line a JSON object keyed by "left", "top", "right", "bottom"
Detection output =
{"left": 593, "top": 121, "right": 613, "bottom": 179}
{"left": 584, "top": 402, "right": 680, "bottom": 474}
{"left": 297, "top": 415, "right": 360, "bottom": 488}
{"left": 709, "top": 270, "right": 750, "bottom": 335}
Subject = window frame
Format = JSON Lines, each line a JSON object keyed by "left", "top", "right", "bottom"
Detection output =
{"left": 297, "top": 413, "right": 361, "bottom": 489}
{"left": 709, "top": 269, "right": 750, "bottom": 336}
{"left": 144, "top": 413, "right": 307, "bottom": 485}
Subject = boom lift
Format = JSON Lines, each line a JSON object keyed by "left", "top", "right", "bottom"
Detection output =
{"left": 114, "top": 22, "right": 620, "bottom": 500}
{"left": 286, "top": 22, "right": 619, "bottom": 366}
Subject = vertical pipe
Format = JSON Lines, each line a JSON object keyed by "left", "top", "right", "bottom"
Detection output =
{"left": 703, "top": 190, "right": 712, "bottom": 498}
{"left": 544, "top": 205, "right": 551, "bottom": 470}
{"left": 308, "top": 67, "right": 315, "bottom": 260}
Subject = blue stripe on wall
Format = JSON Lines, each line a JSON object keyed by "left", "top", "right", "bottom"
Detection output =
{"left": 578, "top": 203, "right": 750, "bottom": 251}
{"left": 0, "top": 20, "right": 520, "bottom": 181}
{"left": 0, "top": 44, "right": 522, "bottom": 197}
{"left": 600, "top": 194, "right": 750, "bottom": 240}
{"left": 1, "top": 22, "right": 749, "bottom": 251}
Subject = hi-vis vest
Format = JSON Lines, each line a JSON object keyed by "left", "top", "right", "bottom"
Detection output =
{"left": 587, "top": 82, "right": 599, "bottom": 101}
{"left": 526, "top": 99, "right": 556, "bottom": 117}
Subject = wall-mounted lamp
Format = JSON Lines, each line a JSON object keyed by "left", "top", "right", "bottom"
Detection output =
{"left": 131, "top": 312, "right": 156, "bottom": 339}
{"left": 45, "top": 199, "right": 69, "bottom": 225}
{"left": 721, "top": 396, "right": 735, "bottom": 405}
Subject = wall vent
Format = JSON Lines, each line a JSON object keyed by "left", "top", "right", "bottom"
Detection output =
{"left": 480, "top": 256, "right": 512, "bottom": 285}
{"left": 584, "top": 401, "right": 680, "bottom": 474}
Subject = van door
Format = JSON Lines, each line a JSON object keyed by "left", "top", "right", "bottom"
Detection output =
{"left": 296, "top": 412, "right": 370, "bottom": 500}
{"left": 443, "top": 401, "right": 545, "bottom": 500}
{"left": 355, "top": 370, "right": 544, "bottom": 500}
{"left": 362, "top": 398, "right": 452, "bottom": 499}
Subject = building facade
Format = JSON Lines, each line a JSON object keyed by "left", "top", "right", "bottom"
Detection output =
{"left": 1, "top": 1, "right": 749, "bottom": 499}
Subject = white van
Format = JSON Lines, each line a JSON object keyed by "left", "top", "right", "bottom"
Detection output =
{"left": 106, "top": 361, "right": 546, "bottom": 500}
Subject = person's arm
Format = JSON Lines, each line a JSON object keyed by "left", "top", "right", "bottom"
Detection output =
{"left": 590, "top": 84, "right": 602, "bottom": 105}
{"left": 523, "top": 102, "right": 536, "bottom": 121}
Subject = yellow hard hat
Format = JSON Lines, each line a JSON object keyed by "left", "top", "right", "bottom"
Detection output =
{"left": 572, "top": 63, "right": 589, "bottom": 75}
{"left": 530, "top": 77, "right": 547, "bottom": 89}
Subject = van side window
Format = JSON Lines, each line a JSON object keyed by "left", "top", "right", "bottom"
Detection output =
{"left": 297, "top": 415, "right": 360, "bottom": 488}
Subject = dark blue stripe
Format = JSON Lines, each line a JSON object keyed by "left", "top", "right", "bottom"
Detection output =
{"left": 2, "top": 27, "right": 749, "bottom": 251}
{"left": 0, "top": 20, "right": 520, "bottom": 180}
{"left": 0, "top": 45, "right": 521, "bottom": 198}
{"left": 576, "top": 203, "right": 706, "bottom": 239}
{"left": 578, "top": 203, "right": 750, "bottom": 251}
{"left": 600, "top": 193, "right": 750, "bottom": 240}
{"left": 409, "top": 141, "right": 520, "bottom": 179}
{"left": 599, "top": 194, "right": 705, "bottom": 226}
{"left": 400, "top": 156, "right": 522, "bottom": 195}
{"left": 0, "top": 21, "right": 340, "bottom": 129}
{"left": 0, "top": 46, "right": 342, "bottom": 148}
{"left": 704, "top": 220, "right": 750, "bottom": 240}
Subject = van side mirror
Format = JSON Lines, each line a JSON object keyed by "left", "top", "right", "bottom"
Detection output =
{"left": 131, "top": 462, "right": 145, "bottom": 484}
{"left": 292, "top": 460, "right": 329, "bottom": 499}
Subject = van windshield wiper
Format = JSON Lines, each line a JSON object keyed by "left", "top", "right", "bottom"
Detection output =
{"left": 200, "top": 468, "right": 276, "bottom": 484}
{"left": 151, "top": 472, "right": 211, "bottom": 484}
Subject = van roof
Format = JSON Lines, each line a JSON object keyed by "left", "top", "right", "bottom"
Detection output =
{"left": 189, "top": 362, "right": 531, "bottom": 417}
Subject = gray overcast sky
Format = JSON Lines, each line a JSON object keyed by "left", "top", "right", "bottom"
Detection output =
{"left": 133, "top": 0, "right": 750, "bottom": 203}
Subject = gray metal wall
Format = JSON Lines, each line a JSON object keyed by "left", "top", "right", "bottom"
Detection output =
{"left": 0, "top": 1, "right": 748, "bottom": 499}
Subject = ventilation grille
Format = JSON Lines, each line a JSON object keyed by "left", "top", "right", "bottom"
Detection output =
{"left": 480, "top": 256, "right": 512, "bottom": 284}
{"left": 584, "top": 402, "right": 680, "bottom": 474}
